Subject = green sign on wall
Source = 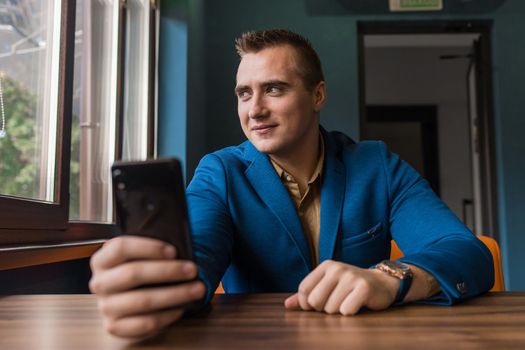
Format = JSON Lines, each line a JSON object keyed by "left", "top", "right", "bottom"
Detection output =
{"left": 389, "top": 0, "right": 443, "bottom": 11}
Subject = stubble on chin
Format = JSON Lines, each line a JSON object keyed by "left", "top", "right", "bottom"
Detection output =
{"left": 248, "top": 134, "right": 277, "bottom": 154}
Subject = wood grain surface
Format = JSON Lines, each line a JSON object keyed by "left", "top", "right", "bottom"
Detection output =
{"left": 1, "top": 292, "right": 524, "bottom": 350}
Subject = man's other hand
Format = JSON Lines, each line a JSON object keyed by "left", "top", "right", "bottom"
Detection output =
{"left": 284, "top": 260, "right": 399, "bottom": 315}
{"left": 89, "top": 236, "right": 206, "bottom": 339}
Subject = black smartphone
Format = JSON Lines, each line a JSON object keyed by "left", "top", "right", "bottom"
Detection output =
{"left": 111, "top": 158, "right": 194, "bottom": 262}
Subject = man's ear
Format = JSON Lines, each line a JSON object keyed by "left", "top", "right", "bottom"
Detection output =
{"left": 313, "top": 81, "right": 326, "bottom": 112}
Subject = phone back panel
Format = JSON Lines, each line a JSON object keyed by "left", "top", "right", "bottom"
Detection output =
{"left": 111, "top": 158, "right": 194, "bottom": 261}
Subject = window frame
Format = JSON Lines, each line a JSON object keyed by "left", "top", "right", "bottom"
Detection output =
{"left": 0, "top": 0, "right": 75, "bottom": 234}
{"left": 0, "top": 0, "right": 159, "bottom": 248}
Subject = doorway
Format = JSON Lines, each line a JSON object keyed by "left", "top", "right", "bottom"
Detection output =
{"left": 358, "top": 21, "right": 499, "bottom": 239}
{"left": 367, "top": 105, "right": 440, "bottom": 196}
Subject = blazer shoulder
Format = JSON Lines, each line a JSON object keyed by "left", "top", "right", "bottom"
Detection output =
{"left": 323, "top": 129, "right": 386, "bottom": 154}
{"left": 202, "top": 141, "right": 251, "bottom": 172}
{"left": 326, "top": 134, "right": 386, "bottom": 159}
{"left": 350, "top": 139, "right": 389, "bottom": 158}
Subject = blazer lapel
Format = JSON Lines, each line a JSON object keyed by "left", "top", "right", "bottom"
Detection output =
{"left": 244, "top": 142, "right": 312, "bottom": 270}
{"left": 319, "top": 130, "right": 346, "bottom": 262}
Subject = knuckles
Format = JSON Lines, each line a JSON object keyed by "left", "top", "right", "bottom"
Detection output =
{"left": 135, "top": 294, "right": 154, "bottom": 312}
{"left": 325, "top": 263, "right": 346, "bottom": 278}
{"left": 296, "top": 261, "right": 376, "bottom": 315}
{"left": 89, "top": 253, "right": 99, "bottom": 271}
{"left": 357, "top": 279, "right": 372, "bottom": 295}
{"left": 89, "top": 278, "right": 101, "bottom": 294}
{"left": 108, "top": 237, "right": 126, "bottom": 257}
{"left": 140, "top": 315, "right": 161, "bottom": 334}
{"left": 297, "top": 282, "right": 309, "bottom": 296}
{"left": 339, "top": 307, "right": 353, "bottom": 316}
{"left": 323, "top": 304, "right": 339, "bottom": 315}
{"left": 319, "top": 259, "right": 334, "bottom": 268}
{"left": 306, "top": 294, "right": 324, "bottom": 311}
{"left": 97, "top": 298, "right": 112, "bottom": 316}
{"left": 121, "top": 264, "right": 141, "bottom": 285}
{"left": 103, "top": 319, "right": 118, "bottom": 335}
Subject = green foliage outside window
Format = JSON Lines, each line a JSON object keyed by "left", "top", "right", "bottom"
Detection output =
{"left": 0, "top": 76, "right": 80, "bottom": 215}
{"left": 0, "top": 76, "right": 39, "bottom": 198}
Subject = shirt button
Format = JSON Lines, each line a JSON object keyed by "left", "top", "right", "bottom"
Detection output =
{"left": 286, "top": 175, "right": 292, "bottom": 181}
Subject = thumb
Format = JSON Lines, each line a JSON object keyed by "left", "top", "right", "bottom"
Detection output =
{"left": 284, "top": 293, "right": 300, "bottom": 309}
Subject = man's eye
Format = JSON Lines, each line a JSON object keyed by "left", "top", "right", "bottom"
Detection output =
{"left": 237, "top": 91, "right": 250, "bottom": 99}
{"left": 267, "top": 86, "right": 282, "bottom": 94}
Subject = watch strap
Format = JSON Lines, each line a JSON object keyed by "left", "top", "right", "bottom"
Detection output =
{"left": 372, "top": 260, "right": 413, "bottom": 305}
{"left": 394, "top": 274, "right": 412, "bottom": 304}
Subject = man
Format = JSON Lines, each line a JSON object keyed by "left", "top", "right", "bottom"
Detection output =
{"left": 89, "top": 29, "right": 494, "bottom": 339}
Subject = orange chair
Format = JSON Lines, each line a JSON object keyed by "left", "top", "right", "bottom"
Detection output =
{"left": 390, "top": 235, "right": 505, "bottom": 291}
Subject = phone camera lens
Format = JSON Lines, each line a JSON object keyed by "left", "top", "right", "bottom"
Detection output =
{"left": 117, "top": 182, "right": 126, "bottom": 190}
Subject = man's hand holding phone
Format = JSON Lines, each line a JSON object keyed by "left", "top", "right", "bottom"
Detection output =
{"left": 89, "top": 236, "right": 206, "bottom": 339}
{"left": 90, "top": 158, "right": 205, "bottom": 339}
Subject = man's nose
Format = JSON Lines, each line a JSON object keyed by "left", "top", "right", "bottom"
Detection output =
{"left": 248, "top": 94, "right": 267, "bottom": 119}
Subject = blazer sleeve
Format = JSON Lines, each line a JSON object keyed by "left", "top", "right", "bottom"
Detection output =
{"left": 186, "top": 154, "right": 234, "bottom": 304}
{"left": 377, "top": 141, "right": 494, "bottom": 304}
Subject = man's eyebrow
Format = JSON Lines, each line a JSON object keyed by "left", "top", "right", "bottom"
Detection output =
{"left": 234, "top": 80, "right": 292, "bottom": 96}
{"left": 261, "top": 80, "right": 291, "bottom": 88}
{"left": 234, "top": 85, "right": 249, "bottom": 95}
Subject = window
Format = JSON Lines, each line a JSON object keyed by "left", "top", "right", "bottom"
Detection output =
{"left": 0, "top": 0, "right": 61, "bottom": 202}
{"left": 0, "top": 0, "right": 159, "bottom": 245}
{"left": 121, "top": 0, "right": 157, "bottom": 162}
{"left": 70, "top": 0, "right": 157, "bottom": 223}
{"left": 69, "top": 0, "right": 120, "bottom": 223}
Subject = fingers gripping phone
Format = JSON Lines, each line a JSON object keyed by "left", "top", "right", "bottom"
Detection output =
{"left": 111, "top": 159, "right": 208, "bottom": 314}
{"left": 111, "top": 158, "right": 195, "bottom": 262}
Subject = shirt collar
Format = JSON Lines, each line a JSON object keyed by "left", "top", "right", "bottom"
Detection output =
{"left": 309, "top": 134, "right": 325, "bottom": 185}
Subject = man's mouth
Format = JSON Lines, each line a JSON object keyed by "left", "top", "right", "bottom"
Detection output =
{"left": 252, "top": 124, "right": 277, "bottom": 134}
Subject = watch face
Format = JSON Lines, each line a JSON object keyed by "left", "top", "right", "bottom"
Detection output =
{"left": 377, "top": 260, "right": 413, "bottom": 279}
{"left": 383, "top": 260, "right": 410, "bottom": 272}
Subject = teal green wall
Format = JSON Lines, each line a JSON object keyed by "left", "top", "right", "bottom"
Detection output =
{"left": 159, "top": 0, "right": 207, "bottom": 181}
{"left": 490, "top": 1, "right": 525, "bottom": 292}
{"left": 159, "top": 0, "right": 525, "bottom": 290}
{"left": 158, "top": 0, "right": 188, "bottom": 176}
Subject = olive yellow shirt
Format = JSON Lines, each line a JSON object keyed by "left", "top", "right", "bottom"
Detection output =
{"left": 269, "top": 137, "right": 324, "bottom": 267}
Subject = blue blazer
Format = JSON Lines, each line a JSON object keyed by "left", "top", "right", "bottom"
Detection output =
{"left": 187, "top": 128, "right": 494, "bottom": 305}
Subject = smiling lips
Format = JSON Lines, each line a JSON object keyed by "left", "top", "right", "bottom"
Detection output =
{"left": 252, "top": 124, "right": 277, "bottom": 135}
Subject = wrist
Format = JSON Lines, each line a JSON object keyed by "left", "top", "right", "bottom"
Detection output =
{"left": 372, "top": 260, "right": 414, "bottom": 304}
{"left": 407, "top": 264, "right": 441, "bottom": 299}
{"left": 370, "top": 267, "right": 400, "bottom": 302}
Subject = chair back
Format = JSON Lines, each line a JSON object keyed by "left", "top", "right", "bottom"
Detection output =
{"left": 390, "top": 235, "right": 505, "bottom": 292}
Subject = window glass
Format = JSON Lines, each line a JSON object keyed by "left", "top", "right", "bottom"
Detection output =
{"left": 70, "top": 0, "right": 120, "bottom": 222}
{"left": 122, "top": 0, "right": 152, "bottom": 161}
{"left": 0, "top": 0, "right": 61, "bottom": 202}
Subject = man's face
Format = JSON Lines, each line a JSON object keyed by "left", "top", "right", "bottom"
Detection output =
{"left": 235, "top": 45, "right": 325, "bottom": 157}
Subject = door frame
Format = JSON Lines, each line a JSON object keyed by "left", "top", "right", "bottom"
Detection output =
{"left": 357, "top": 20, "right": 499, "bottom": 239}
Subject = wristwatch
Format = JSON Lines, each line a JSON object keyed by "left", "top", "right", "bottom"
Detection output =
{"left": 373, "top": 260, "right": 413, "bottom": 304}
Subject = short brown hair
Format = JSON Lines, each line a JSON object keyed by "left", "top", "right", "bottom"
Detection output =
{"left": 235, "top": 29, "right": 325, "bottom": 91}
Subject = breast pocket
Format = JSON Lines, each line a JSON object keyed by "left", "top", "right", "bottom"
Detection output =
{"left": 341, "top": 222, "right": 383, "bottom": 247}
{"left": 337, "top": 222, "right": 390, "bottom": 267}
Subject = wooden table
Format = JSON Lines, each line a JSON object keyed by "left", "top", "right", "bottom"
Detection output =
{"left": 1, "top": 292, "right": 524, "bottom": 349}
